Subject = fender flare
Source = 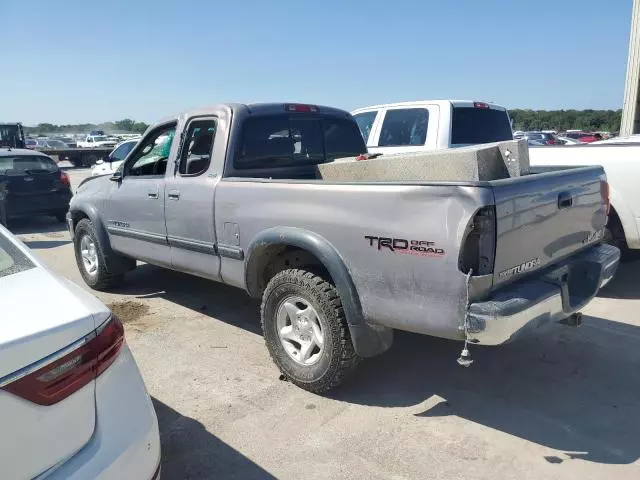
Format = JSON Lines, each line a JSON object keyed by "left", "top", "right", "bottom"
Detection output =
{"left": 245, "top": 227, "right": 393, "bottom": 358}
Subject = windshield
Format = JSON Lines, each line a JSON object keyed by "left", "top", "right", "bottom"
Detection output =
{"left": 235, "top": 115, "right": 365, "bottom": 169}
{"left": 451, "top": 106, "right": 513, "bottom": 145}
{"left": 0, "top": 232, "right": 35, "bottom": 279}
{"left": 47, "top": 140, "right": 67, "bottom": 147}
{"left": 0, "top": 155, "right": 58, "bottom": 174}
{"left": 92, "top": 136, "right": 108, "bottom": 141}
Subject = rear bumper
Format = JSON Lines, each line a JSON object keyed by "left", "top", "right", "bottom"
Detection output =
{"left": 467, "top": 243, "right": 620, "bottom": 345}
{"left": 5, "top": 190, "right": 71, "bottom": 218}
{"left": 45, "top": 345, "right": 161, "bottom": 479}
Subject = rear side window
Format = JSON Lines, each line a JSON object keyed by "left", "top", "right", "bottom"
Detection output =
{"left": 378, "top": 108, "right": 429, "bottom": 147}
{"left": 451, "top": 107, "right": 513, "bottom": 145}
{"left": 353, "top": 111, "right": 377, "bottom": 143}
{"left": 235, "top": 115, "right": 365, "bottom": 169}
{"left": 0, "top": 155, "right": 57, "bottom": 174}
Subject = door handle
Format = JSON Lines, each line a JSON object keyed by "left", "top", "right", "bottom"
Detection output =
{"left": 168, "top": 190, "right": 180, "bottom": 200}
{"left": 147, "top": 191, "right": 159, "bottom": 199}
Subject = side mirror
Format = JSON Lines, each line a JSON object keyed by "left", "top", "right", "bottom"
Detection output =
{"left": 109, "top": 170, "right": 122, "bottom": 182}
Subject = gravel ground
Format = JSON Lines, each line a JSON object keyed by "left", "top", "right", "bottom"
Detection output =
{"left": 9, "top": 167, "right": 640, "bottom": 479}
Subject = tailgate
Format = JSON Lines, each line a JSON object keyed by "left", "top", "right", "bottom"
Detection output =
{"left": 490, "top": 166, "right": 607, "bottom": 287}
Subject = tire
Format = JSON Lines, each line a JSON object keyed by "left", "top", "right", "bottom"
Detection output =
{"left": 54, "top": 211, "right": 67, "bottom": 223}
{"left": 604, "top": 214, "right": 632, "bottom": 261}
{"left": 261, "top": 268, "right": 360, "bottom": 393}
{"left": 82, "top": 155, "right": 98, "bottom": 168}
{"left": 73, "top": 218, "right": 124, "bottom": 290}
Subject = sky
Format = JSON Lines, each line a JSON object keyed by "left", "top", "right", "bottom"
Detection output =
{"left": 0, "top": 0, "right": 634, "bottom": 125}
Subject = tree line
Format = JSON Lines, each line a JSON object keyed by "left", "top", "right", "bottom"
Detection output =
{"left": 509, "top": 109, "right": 622, "bottom": 133}
{"left": 24, "top": 119, "right": 149, "bottom": 135}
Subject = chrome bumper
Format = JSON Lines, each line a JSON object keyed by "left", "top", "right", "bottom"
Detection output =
{"left": 467, "top": 243, "right": 620, "bottom": 345}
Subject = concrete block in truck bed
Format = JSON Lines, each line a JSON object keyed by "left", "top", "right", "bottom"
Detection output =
{"left": 316, "top": 139, "right": 530, "bottom": 182}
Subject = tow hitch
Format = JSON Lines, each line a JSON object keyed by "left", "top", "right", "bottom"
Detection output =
{"left": 561, "top": 312, "right": 584, "bottom": 327}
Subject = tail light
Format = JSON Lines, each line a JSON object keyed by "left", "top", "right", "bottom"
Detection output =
{"left": 546, "top": 139, "right": 556, "bottom": 145}
{"left": 473, "top": 102, "right": 490, "bottom": 109}
{"left": 284, "top": 103, "right": 318, "bottom": 113}
{"left": 60, "top": 171, "right": 71, "bottom": 187}
{"left": 601, "top": 180, "right": 610, "bottom": 215}
{"left": 459, "top": 206, "right": 496, "bottom": 275}
{"left": 0, "top": 316, "right": 124, "bottom": 406}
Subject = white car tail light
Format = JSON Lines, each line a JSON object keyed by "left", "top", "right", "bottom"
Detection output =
{"left": 0, "top": 316, "right": 124, "bottom": 406}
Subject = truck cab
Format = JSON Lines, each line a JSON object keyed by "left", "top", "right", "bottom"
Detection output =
{"left": 0, "top": 123, "right": 25, "bottom": 149}
{"left": 351, "top": 100, "right": 513, "bottom": 154}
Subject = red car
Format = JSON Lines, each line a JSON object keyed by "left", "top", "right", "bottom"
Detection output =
{"left": 562, "top": 132, "right": 602, "bottom": 143}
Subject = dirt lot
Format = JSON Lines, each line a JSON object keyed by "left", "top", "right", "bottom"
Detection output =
{"left": 9, "top": 167, "right": 640, "bottom": 479}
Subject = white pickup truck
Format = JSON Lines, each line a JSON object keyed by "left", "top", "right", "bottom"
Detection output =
{"left": 528, "top": 143, "right": 640, "bottom": 254}
{"left": 77, "top": 135, "right": 117, "bottom": 149}
{"left": 351, "top": 100, "right": 513, "bottom": 153}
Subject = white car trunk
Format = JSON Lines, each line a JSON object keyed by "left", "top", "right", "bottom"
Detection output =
{"left": 0, "top": 267, "right": 99, "bottom": 478}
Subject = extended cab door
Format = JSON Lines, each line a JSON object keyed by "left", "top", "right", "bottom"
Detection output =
{"left": 368, "top": 104, "right": 439, "bottom": 154}
{"left": 164, "top": 116, "right": 222, "bottom": 280}
{"left": 104, "top": 122, "right": 176, "bottom": 266}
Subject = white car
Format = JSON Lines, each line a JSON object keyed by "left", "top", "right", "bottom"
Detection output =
{"left": 591, "top": 134, "right": 640, "bottom": 144}
{"left": 0, "top": 226, "right": 161, "bottom": 479}
{"left": 77, "top": 135, "right": 118, "bottom": 149}
{"left": 92, "top": 139, "right": 138, "bottom": 177}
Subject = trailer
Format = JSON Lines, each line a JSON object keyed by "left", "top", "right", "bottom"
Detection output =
{"left": 38, "top": 147, "right": 113, "bottom": 167}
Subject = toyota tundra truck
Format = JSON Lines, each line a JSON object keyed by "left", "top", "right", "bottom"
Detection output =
{"left": 67, "top": 103, "right": 620, "bottom": 393}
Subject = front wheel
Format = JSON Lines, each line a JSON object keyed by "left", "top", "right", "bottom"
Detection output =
{"left": 54, "top": 211, "right": 67, "bottom": 223}
{"left": 73, "top": 219, "right": 124, "bottom": 290}
{"left": 261, "top": 269, "right": 360, "bottom": 393}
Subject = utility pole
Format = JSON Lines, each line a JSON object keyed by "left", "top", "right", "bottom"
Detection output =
{"left": 621, "top": 0, "right": 640, "bottom": 135}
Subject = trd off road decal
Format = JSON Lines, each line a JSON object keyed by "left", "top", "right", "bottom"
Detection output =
{"left": 364, "top": 236, "right": 445, "bottom": 257}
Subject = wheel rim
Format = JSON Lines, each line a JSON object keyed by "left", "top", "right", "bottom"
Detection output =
{"left": 276, "top": 296, "right": 325, "bottom": 366}
{"left": 79, "top": 234, "right": 98, "bottom": 277}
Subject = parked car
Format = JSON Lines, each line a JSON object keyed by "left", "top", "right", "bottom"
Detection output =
{"left": 25, "top": 138, "right": 38, "bottom": 149}
{"left": 556, "top": 136, "right": 583, "bottom": 145}
{"left": 40, "top": 139, "right": 69, "bottom": 149}
{"left": 561, "top": 131, "right": 602, "bottom": 143}
{"left": 68, "top": 102, "right": 618, "bottom": 393}
{"left": 519, "top": 131, "right": 559, "bottom": 145}
{"left": 529, "top": 143, "right": 640, "bottom": 255}
{"left": 351, "top": 100, "right": 513, "bottom": 153}
{"left": 0, "top": 149, "right": 72, "bottom": 225}
{"left": 92, "top": 139, "right": 138, "bottom": 177}
{"left": 52, "top": 136, "right": 77, "bottom": 148}
{"left": 0, "top": 225, "right": 160, "bottom": 479}
{"left": 591, "top": 134, "right": 640, "bottom": 144}
{"left": 77, "top": 135, "right": 117, "bottom": 149}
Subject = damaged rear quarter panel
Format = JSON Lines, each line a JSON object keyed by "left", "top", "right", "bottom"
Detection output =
{"left": 216, "top": 179, "right": 494, "bottom": 340}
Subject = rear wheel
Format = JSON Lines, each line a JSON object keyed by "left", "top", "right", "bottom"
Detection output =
{"left": 604, "top": 213, "right": 632, "bottom": 260}
{"left": 261, "top": 269, "right": 360, "bottom": 393}
{"left": 73, "top": 218, "right": 124, "bottom": 290}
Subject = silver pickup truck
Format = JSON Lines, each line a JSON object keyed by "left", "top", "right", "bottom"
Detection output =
{"left": 67, "top": 103, "right": 620, "bottom": 392}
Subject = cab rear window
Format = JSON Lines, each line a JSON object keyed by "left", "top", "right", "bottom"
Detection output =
{"left": 235, "top": 115, "right": 365, "bottom": 169}
{"left": 451, "top": 107, "right": 513, "bottom": 145}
